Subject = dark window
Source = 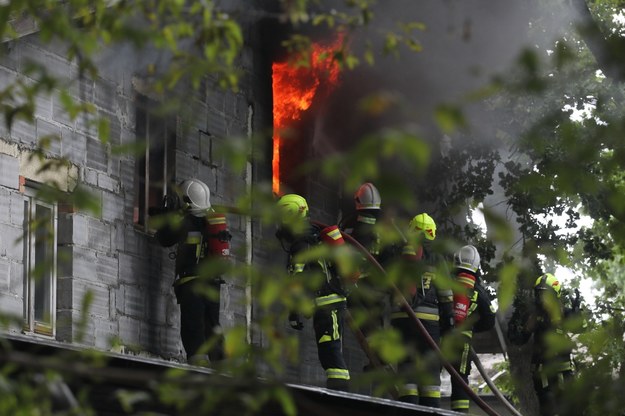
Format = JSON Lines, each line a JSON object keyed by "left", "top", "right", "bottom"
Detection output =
{"left": 133, "top": 95, "right": 177, "bottom": 231}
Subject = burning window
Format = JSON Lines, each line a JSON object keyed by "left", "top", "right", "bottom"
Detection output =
{"left": 272, "top": 35, "right": 343, "bottom": 196}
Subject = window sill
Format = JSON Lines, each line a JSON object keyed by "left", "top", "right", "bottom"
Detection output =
{"left": 21, "top": 329, "right": 55, "bottom": 339}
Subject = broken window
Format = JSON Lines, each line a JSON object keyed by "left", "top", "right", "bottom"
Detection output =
{"left": 23, "top": 189, "right": 57, "bottom": 336}
{"left": 133, "top": 95, "right": 177, "bottom": 232}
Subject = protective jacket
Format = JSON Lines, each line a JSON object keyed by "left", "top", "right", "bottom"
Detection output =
{"left": 531, "top": 289, "right": 574, "bottom": 374}
{"left": 280, "top": 221, "right": 350, "bottom": 391}
{"left": 347, "top": 210, "right": 381, "bottom": 257}
{"left": 156, "top": 212, "right": 230, "bottom": 285}
{"left": 284, "top": 222, "right": 349, "bottom": 306}
{"left": 391, "top": 244, "right": 454, "bottom": 331}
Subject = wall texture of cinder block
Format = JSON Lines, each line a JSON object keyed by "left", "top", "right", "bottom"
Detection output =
{"left": 0, "top": 10, "right": 368, "bottom": 390}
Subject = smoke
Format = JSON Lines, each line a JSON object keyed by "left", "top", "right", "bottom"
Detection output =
{"left": 303, "top": 0, "right": 592, "bottom": 243}
{"left": 312, "top": 0, "right": 580, "bottom": 152}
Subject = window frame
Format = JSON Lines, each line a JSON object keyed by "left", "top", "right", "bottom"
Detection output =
{"left": 133, "top": 94, "right": 177, "bottom": 233}
{"left": 22, "top": 186, "right": 58, "bottom": 337}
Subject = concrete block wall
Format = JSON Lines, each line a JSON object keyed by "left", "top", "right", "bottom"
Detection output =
{"left": 0, "top": 33, "right": 205, "bottom": 359}
{"left": 0, "top": 11, "right": 369, "bottom": 391}
{"left": 0, "top": 170, "right": 25, "bottom": 325}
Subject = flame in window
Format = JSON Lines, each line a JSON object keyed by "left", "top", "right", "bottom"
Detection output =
{"left": 272, "top": 34, "right": 344, "bottom": 195}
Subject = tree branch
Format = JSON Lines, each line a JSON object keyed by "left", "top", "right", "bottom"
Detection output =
{"left": 569, "top": 0, "right": 625, "bottom": 82}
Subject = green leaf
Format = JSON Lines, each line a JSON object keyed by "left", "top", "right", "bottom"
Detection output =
{"left": 368, "top": 328, "right": 406, "bottom": 364}
{"left": 115, "top": 390, "right": 151, "bottom": 413}
{"left": 224, "top": 325, "right": 247, "bottom": 358}
{"left": 497, "top": 263, "right": 519, "bottom": 311}
{"left": 98, "top": 117, "right": 110, "bottom": 144}
{"left": 434, "top": 104, "right": 465, "bottom": 134}
{"left": 274, "top": 388, "right": 297, "bottom": 416}
{"left": 364, "top": 48, "right": 375, "bottom": 66}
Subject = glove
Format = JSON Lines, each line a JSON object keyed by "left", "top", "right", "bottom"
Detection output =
{"left": 288, "top": 312, "right": 304, "bottom": 331}
{"left": 440, "top": 315, "right": 455, "bottom": 336}
{"left": 439, "top": 302, "right": 455, "bottom": 336}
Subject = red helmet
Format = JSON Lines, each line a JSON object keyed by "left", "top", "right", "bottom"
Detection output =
{"left": 354, "top": 183, "right": 381, "bottom": 210}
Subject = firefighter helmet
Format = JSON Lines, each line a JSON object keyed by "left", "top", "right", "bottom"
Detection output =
{"left": 454, "top": 245, "right": 481, "bottom": 273}
{"left": 276, "top": 194, "right": 309, "bottom": 225}
{"left": 534, "top": 273, "right": 562, "bottom": 298}
{"left": 409, "top": 213, "right": 436, "bottom": 240}
{"left": 354, "top": 182, "right": 381, "bottom": 210}
{"left": 180, "top": 178, "right": 211, "bottom": 217}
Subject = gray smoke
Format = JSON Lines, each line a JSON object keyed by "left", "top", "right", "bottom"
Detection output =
{"left": 312, "top": 0, "right": 579, "bottom": 153}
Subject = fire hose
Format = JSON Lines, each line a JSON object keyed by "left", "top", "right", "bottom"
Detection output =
{"left": 213, "top": 205, "right": 514, "bottom": 415}
{"left": 312, "top": 220, "right": 503, "bottom": 416}
{"left": 345, "top": 264, "right": 521, "bottom": 415}
{"left": 470, "top": 347, "right": 523, "bottom": 416}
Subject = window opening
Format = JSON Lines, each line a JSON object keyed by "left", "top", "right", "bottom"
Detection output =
{"left": 133, "top": 95, "right": 177, "bottom": 231}
{"left": 23, "top": 189, "right": 57, "bottom": 337}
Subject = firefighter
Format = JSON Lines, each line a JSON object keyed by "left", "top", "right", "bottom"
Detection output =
{"left": 154, "top": 178, "right": 231, "bottom": 365}
{"left": 509, "top": 273, "right": 575, "bottom": 416}
{"left": 390, "top": 213, "right": 454, "bottom": 407}
{"left": 448, "top": 245, "right": 496, "bottom": 413}
{"left": 347, "top": 182, "right": 382, "bottom": 256}
{"left": 275, "top": 194, "right": 352, "bottom": 391}
{"left": 342, "top": 183, "right": 385, "bottom": 348}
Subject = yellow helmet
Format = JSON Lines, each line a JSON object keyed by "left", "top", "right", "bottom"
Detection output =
{"left": 534, "top": 273, "right": 561, "bottom": 298}
{"left": 409, "top": 213, "right": 436, "bottom": 240}
{"left": 276, "top": 194, "right": 309, "bottom": 225}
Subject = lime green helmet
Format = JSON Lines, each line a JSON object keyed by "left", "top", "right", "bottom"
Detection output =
{"left": 276, "top": 194, "right": 309, "bottom": 225}
{"left": 535, "top": 273, "right": 562, "bottom": 298}
{"left": 409, "top": 213, "right": 436, "bottom": 240}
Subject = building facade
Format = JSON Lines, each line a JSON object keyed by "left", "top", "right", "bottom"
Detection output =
{"left": 0, "top": 7, "right": 367, "bottom": 391}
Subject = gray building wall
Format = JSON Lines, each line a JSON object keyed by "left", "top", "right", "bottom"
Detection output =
{"left": 0, "top": 14, "right": 367, "bottom": 390}
{"left": 0, "top": 23, "right": 256, "bottom": 358}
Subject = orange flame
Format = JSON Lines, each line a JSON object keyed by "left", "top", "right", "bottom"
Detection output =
{"left": 272, "top": 34, "right": 344, "bottom": 195}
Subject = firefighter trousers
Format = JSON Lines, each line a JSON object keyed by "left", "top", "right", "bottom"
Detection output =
{"left": 449, "top": 333, "right": 473, "bottom": 413}
{"left": 175, "top": 278, "right": 224, "bottom": 363}
{"left": 391, "top": 316, "right": 442, "bottom": 408}
{"left": 532, "top": 360, "right": 574, "bottom": 416}
{"left": 313, "top": 303, "right": 350, "bottom": 391}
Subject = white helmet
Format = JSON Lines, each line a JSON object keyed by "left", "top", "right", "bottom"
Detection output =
{"left": 354, "top": 182, "right": 381, "bottom": 210}
{"left": 454, "top": 245, "right": 481, "bottom": 273}
{"left": 180, "top": 178, "right": 211, "bottom": 217}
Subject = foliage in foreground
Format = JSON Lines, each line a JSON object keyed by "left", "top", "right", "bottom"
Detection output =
{"left": 2, "top": 0, "right": 625, "bottom": 415}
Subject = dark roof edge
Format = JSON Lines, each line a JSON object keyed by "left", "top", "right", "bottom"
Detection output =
{"left": 1, "top": 332, "right": 461, "bottom": 415}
